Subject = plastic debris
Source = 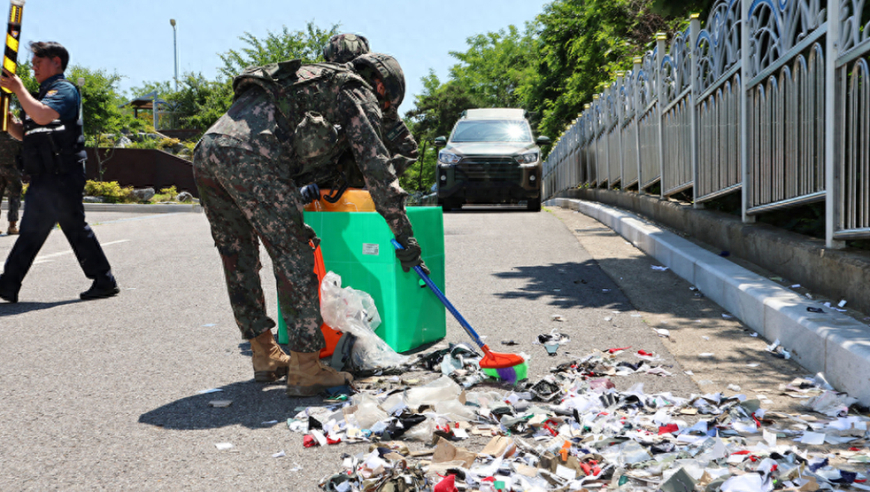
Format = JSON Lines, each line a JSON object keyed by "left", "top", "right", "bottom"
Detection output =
{"left": 272, "top": 450, "right": 286, "bottom": 458}
{"left": 651, "top": 265, "right": 669, "bottom": 271}
{"left": 196, "top": 388, "right": 222, "bottom": 394}
{"left": 214, "top": 443, "right": 233, "bottom": 451}
{"left": 321, "top": 272, "right": 409, "bottom": 372}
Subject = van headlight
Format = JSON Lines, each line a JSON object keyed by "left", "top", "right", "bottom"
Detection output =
{"left": 438, "top": 151, "right": 461, "bottom": 165}
{"left": 515, "top": 151, "right": 539, "bottom": 164}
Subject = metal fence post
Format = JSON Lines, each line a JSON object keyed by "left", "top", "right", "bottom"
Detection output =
{"left": 593, "top": 94, "right": 601, "bottom": 188}
{"left": 824, "top": 0, "right": 844, "bottom": 248}
{"left": 616, "top": 72, "right": 626, "bottom": 189}
{"left": 656, "top": 33, "right": 667, "bottom": 198}
{"left": 633, "top": 57, "right": 644, "bottom": 195}
{"left": 689, "top": 14, "right": 702, "bottom": 208}
{"left": 739, "top": 0, "right": 755, "bottom": 223}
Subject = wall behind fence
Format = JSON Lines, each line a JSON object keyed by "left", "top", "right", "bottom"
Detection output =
{"left": 542, "top": 0, "right": 870, "bottom": 248}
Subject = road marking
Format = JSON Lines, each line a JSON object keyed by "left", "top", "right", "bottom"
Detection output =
{"left": 33, "top": 239, "right": 130, "bottom": 264}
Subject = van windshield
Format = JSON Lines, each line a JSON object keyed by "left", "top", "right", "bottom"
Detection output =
{"left": 450, "top": 120, "right": 532, "bottom": 143}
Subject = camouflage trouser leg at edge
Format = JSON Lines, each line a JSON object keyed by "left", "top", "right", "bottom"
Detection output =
{"left": 193, "top": 135, "right": 325, "bottom": 352}
{"left": 4, "top": 175, "right": 21, "bottom": 223}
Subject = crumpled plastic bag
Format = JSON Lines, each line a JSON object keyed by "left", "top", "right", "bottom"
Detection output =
{"left": 320, "top": 272, "right": 409, "bottom": 371}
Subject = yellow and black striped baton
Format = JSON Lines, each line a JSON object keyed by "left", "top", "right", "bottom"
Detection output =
{"left": 2, "top": 0, "right": 24, "bottom": 133}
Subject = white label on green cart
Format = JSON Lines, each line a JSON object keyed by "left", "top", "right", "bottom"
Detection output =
{"left": 362, "top": 243, "right": 379, "bottom": 255}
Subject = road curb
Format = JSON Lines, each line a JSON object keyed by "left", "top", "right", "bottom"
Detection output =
{"left": 2, "top": 200, "right": 202, "bottom": 214}
{"left": 546, "top": 198, "right": 870, "bottom": 405}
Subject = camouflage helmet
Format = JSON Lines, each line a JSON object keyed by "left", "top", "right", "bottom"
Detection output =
{"left": 322, "top": 33, "right": 370, "bottom": 63}
{"left": 351, "top": 52, "right": 406, "bottom": 109}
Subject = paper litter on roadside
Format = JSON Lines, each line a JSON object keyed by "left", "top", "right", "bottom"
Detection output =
{"left": 214, "top": 443, "right": 233, "bottom": 451}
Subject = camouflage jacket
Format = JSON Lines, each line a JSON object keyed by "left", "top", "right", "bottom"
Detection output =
{"left": 206, "top": 62, "right": 413, "bottom": 238}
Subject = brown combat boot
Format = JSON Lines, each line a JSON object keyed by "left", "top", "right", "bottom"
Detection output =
{"left": 6, "top": 221, "right": 17, "bottom": 235}
{"left": 249, "top": 330, "right": 290, "bottom": 382}
{"left": 286, "top": 351, "right": 353, "bottom": 397}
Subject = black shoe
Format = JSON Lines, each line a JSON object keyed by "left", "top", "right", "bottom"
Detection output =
{"left": 0, "top": 275, "right": 18, "bottom": 303}
{"left": 80, "top": 279, "right": 120, "bottom": 300}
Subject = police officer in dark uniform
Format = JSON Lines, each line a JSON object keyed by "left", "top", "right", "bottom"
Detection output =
{"left": 0, "top": 41, "right": 118, "bottom": 303}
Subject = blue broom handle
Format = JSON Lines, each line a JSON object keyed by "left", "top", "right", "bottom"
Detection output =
{"left": 390, "top": 239, "right": 486, "bottom": 349}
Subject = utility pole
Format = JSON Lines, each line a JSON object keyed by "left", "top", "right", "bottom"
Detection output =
{"left": 170, "top": 19, "right": 178, "bottom": 91}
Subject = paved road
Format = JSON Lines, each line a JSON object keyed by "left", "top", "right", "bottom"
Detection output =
{"left": 0, "top": 206, "right": 805, "bottom": 490}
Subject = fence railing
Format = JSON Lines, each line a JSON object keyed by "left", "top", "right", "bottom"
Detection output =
{"left": 542, "top": 0, "right": 870, "bottom": 247}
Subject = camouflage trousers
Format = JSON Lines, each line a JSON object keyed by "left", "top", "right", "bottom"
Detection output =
{"left": 0, "top": 166, "right": 22, "bottom": 223}
{"left": 193, "top": 134, "right": 325, "bottom": 352}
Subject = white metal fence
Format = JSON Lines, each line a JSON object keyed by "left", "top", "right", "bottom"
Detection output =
{"left": 542, "top": 0, "right": 870, "bottom": 247}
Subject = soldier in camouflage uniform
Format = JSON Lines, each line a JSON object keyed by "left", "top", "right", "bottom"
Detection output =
{"left": 193, "top": 52, "right": 428, "bottom": 397}
{"left": 0, "top": 132, "right": 22, "bottom": 235}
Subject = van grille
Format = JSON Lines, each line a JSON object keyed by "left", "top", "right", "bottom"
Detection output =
{"left": 457, "top": 157, "right": 521, "bottom": 181}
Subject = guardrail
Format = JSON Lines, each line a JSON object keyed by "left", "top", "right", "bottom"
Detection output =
{"left": 542, "top": 0, "right": 870, "bottom": 247}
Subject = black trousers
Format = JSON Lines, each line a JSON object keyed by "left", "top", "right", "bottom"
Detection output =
{"left": 2, "top": 167, "right": 113, "bottom": 290}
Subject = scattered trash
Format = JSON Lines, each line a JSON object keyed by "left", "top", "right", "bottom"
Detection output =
{"left": 604, "top": 316, "right": 613, "bottom": 321}
{"left": 208, "top": 400, "right": 232, "bottom": 408}
{"left": 197, "top": 388, "right": 222, "bottom": 394}
{"left": 651, "top": 265, "right": 669, "bottom": 271}
{"left": 261, "top": 420, "right": 279, "bottom": 425}
{"left": 300, "top": 345, "right": 868, "bottom": 492}
{"left": 500, "top": 340, "right": 519, "bottom": 346}
{"left": 791, "top": 284, "right": 801, "bottom": 288}
{"left": 699, "top": 353, "right": 715, "bottom": 357}
{"left": 202, "top": 323, "right": 216, "bottom": 327}
{"left": 721, "top": 314, "right": 734, "bottom": 319}
{"left": 272, "top": 450, "right": 286, "bottom": 458}
{"left": 807, "top": 306, "right": 824, "bottom": 313}
{"left": 838, "top": 299, "right": 847, "bottom": 308}
{"left": 214, "top": 443, "right": 233, "bottom": 451}
{"left": 751, "top": 332, "right": 759, "bottom": 337}
{"left": 655, "top": 328, "right": 670, "bottom": 337}
{"left": 550, "top": 314, "right": 565, "bottom": 322}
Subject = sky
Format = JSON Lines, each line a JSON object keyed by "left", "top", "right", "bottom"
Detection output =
{"left": 15, "top": 0, "right": 550, "bottom": 113}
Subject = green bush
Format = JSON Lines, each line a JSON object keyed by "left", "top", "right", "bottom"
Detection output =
{"left": 84, "top": 180, "right": 136, "bottom": 203}
{"left": 157, "top": 138, "right": 181, "bottom": 150}
{"left": 126, "top": 138, "right": 161, "bottom": 150}
{"left": 150, "top": 186, "right": 178, "bottom": 203}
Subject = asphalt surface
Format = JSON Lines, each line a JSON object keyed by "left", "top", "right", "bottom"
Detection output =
{"left": 0, "top": 205, "right": 802, "bottom": 490}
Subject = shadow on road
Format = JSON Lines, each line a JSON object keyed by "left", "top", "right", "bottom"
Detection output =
{"left": 138, "top": 379, "right": 330, "bottom": 430}
{"left": 0, "top": 299, "right": 82, "bottom": 316}
{"left": 492, "top": 260, "right": 635, "bottom": 311}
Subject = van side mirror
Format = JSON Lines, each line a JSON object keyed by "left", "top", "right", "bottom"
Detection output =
{"left": 434, "top": 136, "right": 447, "bottom": 147}
{"left": 535, "top": 136, "right": 551, "bottom": 146}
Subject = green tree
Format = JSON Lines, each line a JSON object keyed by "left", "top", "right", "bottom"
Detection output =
{"left": 447, "top": 25, "right": 537, "bottom": 109}
{"left": 218, "top": 21, "right": 339, "bottom": 78}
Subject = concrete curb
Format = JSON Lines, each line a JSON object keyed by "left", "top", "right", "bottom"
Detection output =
{"left": 546, "top": 198, "right": 870, "bottom": 405}
{"left": 2, "top": 200, "right": 202, "bottom": 214}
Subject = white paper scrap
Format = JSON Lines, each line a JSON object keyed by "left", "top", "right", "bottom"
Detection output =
{"left": 722, "top": 314, "right": 734, "bottom": 319}
{"left": 452, "top": 428, "right": 469, "bottom": 439}
{"left": 651, "top": 265, "right": 669, "bottom": 271}
{"left": 763, "top": 429, "right": 777, "bottom": 448}
{"left": 746, "top": 363, "right": 760, "bottom": 367}
{"left": 838, "top": 299, "right": 847, "bottom": 308}
{"left": 272, "top": 450, "right": 286, "bottom": 458}
{"left": 556, "top": 465, "right": 577, "bottom": 480}
{"left": 215, "top": 443, "right": 233, "bottom": 450}
{"left": 656, "top": 329, "right": 670, "bottom": 337}
{"left": 750, "top": 332, "right": 759, "bottom": 337}
{"left": 197, "top": 388, "right": 222, "bottom": 394}
{"left": 791, "top": 284, "right": 801, "bottom": 288}
{"left": 699, "top": 353, "right": 715, "bottom": 357}
{"left": 799, "top": 431, "right": 826, "bottom": 445}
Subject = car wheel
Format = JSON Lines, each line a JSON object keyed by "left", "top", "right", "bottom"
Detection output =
{"left": 527, "top": 198, "right": 541, "bottom": 212}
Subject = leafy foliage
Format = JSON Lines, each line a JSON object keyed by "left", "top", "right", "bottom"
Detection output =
{"left": 218, "top": 22, "right": 339, "bottom": 79}
{"left": 15, "top": 62, "right": 145, "bottom": 146}
{"left": 84, "top": 180, "right": 136, "bottom": 203}
{"left": 405, "top": 0, "right": 711, "bottom": 156}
